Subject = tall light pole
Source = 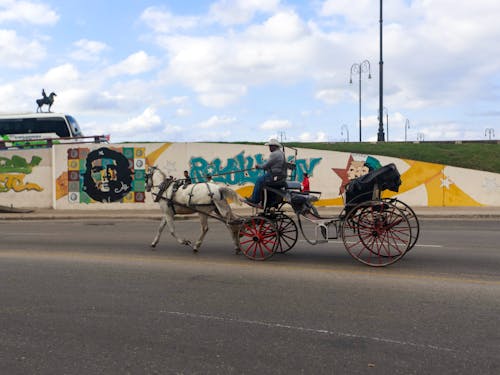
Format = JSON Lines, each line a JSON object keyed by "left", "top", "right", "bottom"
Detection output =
{"left": 377, "top": 0, "right": 385, "bottom": 142}
{"left": 350, "top": 60, "right": 371, "bottom": 142}
{"left": 485, "top": 128, "right": 495, "bottom": 140}
{"left": 405, "top": 119, "right": 410, "bottom": 142}
{"left": 383, "top": 107, "right": 389, "bottom": 141}
{"left": 341, "top": 124, "right": 349, "bottom": 142}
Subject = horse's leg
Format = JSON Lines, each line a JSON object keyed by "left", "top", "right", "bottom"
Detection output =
{"left": 193, "top": 213, "right": 209, "bottom": 252}
{"left": 227, "top": 223, "right": 241, "bottom": 254}
{"left": 214, "top": 197, "right": 241, "bottom": 253}
{"left": 151, "top": 215, "right": 166, "bottom": 248}
{"left": 151, "top": 202, "right": 168, "bottom": 248}
{"left": 151, "top": 203, "right": 191, "bottom": 248}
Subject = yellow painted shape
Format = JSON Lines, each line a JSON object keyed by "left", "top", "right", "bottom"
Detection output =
{"left": 146, "top": 143, "right": 172, "bottom": 167}
{"left": 444, "top": 183, "right": 482, "bottom": 206}
{"left": 67, "top": 159, "right": 79, "bottom": 171}
{"left": 235, "top": 186, "right": 253, "bottom": 199}
{"left": 315, "top": 197, "right": 344, "bottom": 206}
{"left": 399, "top": 159, "right": 444, "bottom": 194}
{"left": 55, "top": 172, "right": 68, "bottom": 200}
{"left": 425, "top": 173, "right": 445, "bottom": 206}
{"left": 134, "top": 147, "right": 146, "bottom": 158}
{"left": 122, "top": 192, "right": 135, "bottom": 203}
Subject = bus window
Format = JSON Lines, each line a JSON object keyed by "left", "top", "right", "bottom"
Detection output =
{"left": 66, "top": 115, "right": 83, "bottom": 137}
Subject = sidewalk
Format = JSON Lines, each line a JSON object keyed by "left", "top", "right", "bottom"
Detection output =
{"left": 1, "top": 205, "right": 500, "bottom": 220}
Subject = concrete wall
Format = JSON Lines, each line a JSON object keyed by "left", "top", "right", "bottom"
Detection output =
{"left": 0, "top": 148, "right": 53, "bottom": 208}
{"left": 1, "top": 142, "right": 499, "bottom": 209}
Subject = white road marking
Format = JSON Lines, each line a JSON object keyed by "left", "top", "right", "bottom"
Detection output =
{"left": 299, "top": 239, "right": 443, "bottom": 248}
{"left": 161, "top": 310, "right": 455, "bottom": 353}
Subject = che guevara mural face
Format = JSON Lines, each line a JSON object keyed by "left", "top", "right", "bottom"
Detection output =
{"left": 82, "top": 147, "right": 132, "bottom": 202}
{"left": 64, "top": 146, "right": 146, "bottom": 204}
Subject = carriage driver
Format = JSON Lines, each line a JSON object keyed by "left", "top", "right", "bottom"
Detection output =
{"left": 244, "top": 139, "right": 287, "bottom": 207}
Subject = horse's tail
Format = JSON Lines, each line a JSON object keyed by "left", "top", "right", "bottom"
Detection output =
{"left": 219, "top": 186, "right": 242, "bottom": 206}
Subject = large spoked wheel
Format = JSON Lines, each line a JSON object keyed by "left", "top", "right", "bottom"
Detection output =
{"left": 383, "top": 198, "right": 420, "bottom": 251}
{"left": 274, "top": 214, "right": 298, "bottom": 253}
{"left": 238, "top": 216, "right": 279, "bottom": 261}
{"left": 340, "top": 200, "right": 411, "bottom": 267}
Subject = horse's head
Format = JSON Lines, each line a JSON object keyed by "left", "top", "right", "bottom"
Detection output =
{"left": 145, "top": 166, "right": 158, "bottom": 192}
{"left": 145, "top": 165, "right": 171, "bottom": 193}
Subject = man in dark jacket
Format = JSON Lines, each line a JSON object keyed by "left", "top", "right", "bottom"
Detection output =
{"left": 244, "top": 139, "right": 286, "bottom": 207}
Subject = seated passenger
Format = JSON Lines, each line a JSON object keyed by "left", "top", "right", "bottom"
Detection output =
{"left": 244, "top": 139, "right": 286, "bottom": 207}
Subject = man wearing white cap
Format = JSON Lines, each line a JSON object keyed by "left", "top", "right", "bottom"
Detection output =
{"left": 244, "top": 138, "right": 287, "bottom": 207}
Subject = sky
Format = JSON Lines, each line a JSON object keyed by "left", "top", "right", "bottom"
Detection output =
{"left": 1, "top": 0, "right": 499, "bottom": 143}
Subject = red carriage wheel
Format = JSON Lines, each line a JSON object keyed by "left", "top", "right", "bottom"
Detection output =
{"left": 340, "top": 200, "right": 411, "bottom": 267}
{"left": 382, "top": 198, "right": 420, "bottom": 251}
{"left": 238, "top": 216, "right": 278, "bottom": 260}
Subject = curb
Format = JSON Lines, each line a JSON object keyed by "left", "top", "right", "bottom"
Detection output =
{"left": 1, "top": 207, "right": 499, "bottom": 220}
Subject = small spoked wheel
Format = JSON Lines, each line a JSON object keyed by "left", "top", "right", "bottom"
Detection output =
{"left": 238, "top": 216, "right": 279, "bottom": 260}
{"left": 341, "top": 200, "right": 411, "bottom": 267}
{"left": 274, "top": 214, "right": 298, "bottom": 253}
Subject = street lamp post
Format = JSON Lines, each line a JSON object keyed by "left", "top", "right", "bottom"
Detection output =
{"left": 341, "top": 124, "right": 349, "bottom": 142}
{"left": 350, "top": 60, "right": 371, "bottom": 142}
{"left": 377, "top": 0, "right": 385, "bottom": 142}
{"left": 405, "top": 119, "right": 410, "bottom": 142}
{"left": 485, "top": 128, "right": 495, "bottom": 140}
{"left": 383, "top": 107, "right": 389, "bottom": 141}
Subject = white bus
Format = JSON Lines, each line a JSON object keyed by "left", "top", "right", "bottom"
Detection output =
{"left": 0, "top": 113, "right": 84, "bottom": 142}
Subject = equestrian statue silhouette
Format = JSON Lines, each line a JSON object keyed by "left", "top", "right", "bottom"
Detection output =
{"left": 36, "top": 89, "right": 57, "bottom": 112}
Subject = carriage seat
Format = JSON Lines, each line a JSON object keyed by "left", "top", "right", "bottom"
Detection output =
{"left": 352, "top": 163, "right": 401, "bottom": 193}
{"left": 344, "top": 163, "right": 401, "bottom": 207}
{"left": 285, "top": 181, "right": 301, "bottom": 190}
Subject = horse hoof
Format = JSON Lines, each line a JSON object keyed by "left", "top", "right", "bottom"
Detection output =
{"left": 151, "top": 243, "right": 157, "bottom": 248}
{"left": 193, "top": 248, "right": 199, "bottom": 253}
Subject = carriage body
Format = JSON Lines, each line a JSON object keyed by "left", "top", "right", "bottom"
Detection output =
{"left": 237, "top": 163, "right": 419, "bottom": 266}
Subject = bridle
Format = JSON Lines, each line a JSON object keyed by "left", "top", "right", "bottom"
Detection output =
{"left": 145, "top": 166, "right": 175, "bottom": 202}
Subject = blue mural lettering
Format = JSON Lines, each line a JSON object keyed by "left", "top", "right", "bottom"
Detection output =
{"left": 189, "top": 152, "right": 321, "bottom": 185}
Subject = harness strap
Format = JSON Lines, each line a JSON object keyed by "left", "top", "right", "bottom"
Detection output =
{"left": 187, "top": 184, "right": 196, "bottom": 206}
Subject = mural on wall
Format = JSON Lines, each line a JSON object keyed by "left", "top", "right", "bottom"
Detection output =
{"left": 49, "top": 142, "right": 499, "bottom": 208}
{"left": 333, "top": 154, "right": 382, "bottom": 195}
{"left": 0, "top": 155, "right": 43, "bottom": 192}
{"left": 64, "top": 146, "right": 146, "bottom": 203}
{"left": 189, "top": 151, "right": 322, "bottom": 185}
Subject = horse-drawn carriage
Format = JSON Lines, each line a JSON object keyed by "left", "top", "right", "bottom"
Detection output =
{"left": 145, "top": 155, "right": 419, "bottom": 267}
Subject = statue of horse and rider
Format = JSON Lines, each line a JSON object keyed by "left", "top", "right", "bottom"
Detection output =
{"left": 36, "top": 89, "right": 57, "bottom": 112}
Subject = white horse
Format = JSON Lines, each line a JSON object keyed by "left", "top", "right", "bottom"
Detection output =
{"left": 145, "top": 166, "right": 242, "bottom": 252}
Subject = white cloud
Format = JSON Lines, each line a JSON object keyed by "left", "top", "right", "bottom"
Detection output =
{"left": 106, "top": 51, "right": 159, "bottom": 77}
{"left": 140, "top": 6, "right": 199, "bottom": 33}
{"left": 298, "top": 131, "right": 328, "bottom": 142}
{"left": 157, "top": 10, "right": 317, "bottom": 107}
{"left": 259, "top": 119, "right": 291, "bottom": 130}
{"left": 315, "top": 89, "right": 345, "bottom": 105}
{"left": 44, "top": 63, "right": 80, "bottom": 86}
{"left": 110, "top": 107, "right": 161, "bottom": 134}
{"left": 71, "top": 39, "right": 108, "bottom": 62}
{"left": 198, "top": 115, "right": 236, "bottom": 129}
{"left": 0, "top": 0, "right": 59, "bottom": 25}
{"left": 209, "top": 0, "right": 280, "bottom": 25}
{"left": 0, "top": 29, "right": 45, "bottom": 68}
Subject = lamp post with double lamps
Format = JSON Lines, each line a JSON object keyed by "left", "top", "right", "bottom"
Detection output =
{"left": 485, "top": 128, "right": 495, "bottom": 140}
{"left": 350, "top": 60, "right": 371, "bottom": 142}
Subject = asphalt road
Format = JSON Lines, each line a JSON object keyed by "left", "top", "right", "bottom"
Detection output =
{"left": 0, "top": 218, "right": 499, "bottom": 374}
